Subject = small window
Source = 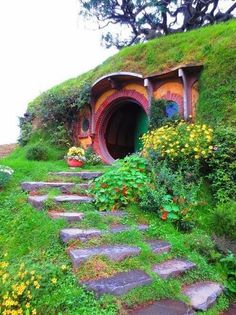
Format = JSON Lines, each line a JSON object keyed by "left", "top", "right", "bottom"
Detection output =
{"left": 82, "top": 118, "right": 90, "bottom": 132}
{"left": 166, "top": 101, "right": 179, "bottom": 118}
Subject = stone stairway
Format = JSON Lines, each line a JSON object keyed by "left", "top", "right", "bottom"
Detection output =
{"left": 22, "top": 170, "right": 224, "bottom": 314}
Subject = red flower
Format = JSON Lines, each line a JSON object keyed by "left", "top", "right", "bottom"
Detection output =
{"left": 161, "top": 211, "right": 168, "bottom": 220}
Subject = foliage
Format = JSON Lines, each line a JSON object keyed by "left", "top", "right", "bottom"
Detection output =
{"left": 37, "top": 83, "right": 90, "bottom": 127}
{"left": 48, "top": 125, "right": 72, "bottom": 147}
{"left": 220, "top": 253, "right": 236, "bottom": 297}
{"left": 90, "top": 155, "right": 150, "bottom": 210}
{"left": 207, "top": 126, "right": 236, "bottom": 202}
{"left": 211, "top": 202, "right": 236, "bottom": 240}
{"left": 66, "top": 146, "right": 86, "bottom": 162}
{"left": 84, "top": 147, "right": 102, "bottom": 165}
{"left": 140, "top": 160, "right": 199, "bottom": 231}
{"left": 0, "top": 166, "right": 14, "bottom": 189}
{"left": 149, "top": 99, "right": 180, "bottom": 130}
{"left": 79, "top": 0, "right": 236, "bottom": 49}
{"left": 1, "top": 259, "right": 42, "bottom": 314}
{"left": 25, "top": 145, "right": 49, "bottom": 161}
{"left": 142, "top": 121, "right": 214, "bottom": 162}
{"left": 18, "top": 113, "right": 34, "bottom": 146}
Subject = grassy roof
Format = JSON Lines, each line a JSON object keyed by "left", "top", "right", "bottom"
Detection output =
{"left": 29, "top": 20, "right": 236, "bottom": 126}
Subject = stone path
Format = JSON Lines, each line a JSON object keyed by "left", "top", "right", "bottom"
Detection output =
{"left": 22, "top": 169, "right": 224, "bottom": 314}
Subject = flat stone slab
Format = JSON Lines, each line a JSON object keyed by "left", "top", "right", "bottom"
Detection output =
{"left": 69, "top": 239, "right": 170, "bottom": 267}
{"left": 182, "top": 281, "right": 223, "bottom": 311}
{"left": 49, "top": 171, "right": 103, "bottom": 179}
{"left": 110, "top": 224, "right": 148, "bottom": 233}
{"left": 60, "top": 224, "right": 149, "bottom": 243}
{"left": 28, "top": 195, "right": 92, "bottom": 210}
{"left": 21, "top": 181, "right": 89, "bottom": 192}
{"left": 148, "top": 240, "right": 171, "bottom": 254}
{"left": 82, "top": 270, "right": 151, "bottom": 296}
{"left": 99, "top": 211, "right": 126, "bottom": 217}
{"left": 130, "top": 300, "right": 195, "bottom": 315}
{"left": 69, "top": 245, "right": 140, "bottom": 267}
{"left": 48, "top": 211, "right": 84, "bottom": 222}
{"left": 152, "top": 259, "right": 196, "bottom": 279}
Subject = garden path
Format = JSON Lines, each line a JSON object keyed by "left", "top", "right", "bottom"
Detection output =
{"left": 22, "top": 170, "right": 224, "bottom": 314}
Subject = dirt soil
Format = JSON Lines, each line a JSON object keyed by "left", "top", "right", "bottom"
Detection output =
{"left": 0, "top": 144, "right": 17, "bottom": 158}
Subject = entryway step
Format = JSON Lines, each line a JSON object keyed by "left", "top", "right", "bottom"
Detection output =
{"left": 28, "top": 195, "right": 93, "bottom": 210}
{"left": 49, "top": 171, "right": 103, "bottom": 180}
{"left": 21, "top": 181, "right": 89, "bottom": 193}
{"left": 69, "top": 240, "right": 171, "bottom": 267}
{"left": 60, "top": 224, "right": 148, "bottom": 243}
{"left": 48, "top": 210, "right": 126, "bottom": 222}
{"left": 129, "top": 300, "right": 195, "bottom": 315}
{"left": 182, "top": 281, "right": 223, "bottom": 311}
{"left": 152, "top": 259, "right": 196, "bottom": 279}
{"left": 82, "top": 270, "right": 152, "bottom": 297}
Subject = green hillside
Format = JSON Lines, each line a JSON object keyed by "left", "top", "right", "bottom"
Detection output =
{"left": 29, "top": 20, "right": 236, "bottom": 126}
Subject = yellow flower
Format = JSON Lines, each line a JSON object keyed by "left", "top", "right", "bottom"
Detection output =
{"left": 33, "top": 281, "right": 40, "bottom": 289}
{"left": 61, "top": 264, "right": 67, "bottom": 271}
{"left": 26, "top": 302, "right": 31, "bottom": 308}
{"left": 51, "top": 277, "right": 57, "bottom": 284}
{"left": 32, "top": 309, "right": 37, "bottom": 315}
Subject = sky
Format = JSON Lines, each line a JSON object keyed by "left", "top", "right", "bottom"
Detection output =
{"left": 0, "top": 0, "right": 116, "bottom": 144}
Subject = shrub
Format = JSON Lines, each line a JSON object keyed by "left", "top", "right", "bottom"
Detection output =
{"left": 0, "top": 166, "right": 14, "bottom": 188}
{"left": 220, "top": 253, "right": 236, "bottom": 297}
{"left": 26, "top": 145, "right": 49, "bottom": 161}
{"left": 207, "top": 126, "right": 236, "bottom": 202}
{"left": 140, "top": 160, "right": 199, "bottom": 231}
{"left": 85, "top": 147, "right": 102, "bottom": 165}
{"left": 90, "top": 155, "right": 150, "bottom": 211}
{"left": 142, "top": 121, "right": 214, "bottom": 162}
{"left": 18, "top": 113, "right": 33, "bottom": 146}
{"left": 211, "top": 202, "right": 236, "bottom": 240}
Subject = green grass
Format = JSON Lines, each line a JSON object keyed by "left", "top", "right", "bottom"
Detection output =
{"left": 28, "top": 20, "right": 236, "bottom": 126}
{"left": 0, "top": 152, "right": 232, "bottom": 314}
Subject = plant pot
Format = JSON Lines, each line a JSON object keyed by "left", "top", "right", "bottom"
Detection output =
{"left": 67, "top": 158, "right": 84, "bottom": 167}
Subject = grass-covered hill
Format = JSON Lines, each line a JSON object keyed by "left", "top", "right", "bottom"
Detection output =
{"left": 29, "top": 20, "right": 236, "bottom": 126}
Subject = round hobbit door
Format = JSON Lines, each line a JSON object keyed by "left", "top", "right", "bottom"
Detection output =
{"left": 104, "top": 100, "right": 148, "bottom": 160}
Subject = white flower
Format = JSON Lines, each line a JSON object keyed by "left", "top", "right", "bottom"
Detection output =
{"left": 0, "top": 165, "right": 14, "bottom": 175}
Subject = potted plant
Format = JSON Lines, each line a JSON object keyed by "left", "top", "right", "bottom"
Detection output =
{"left": 66, "top": 147, "right": 86, "bottom": 167}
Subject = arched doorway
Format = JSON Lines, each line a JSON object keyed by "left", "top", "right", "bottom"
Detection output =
{"left": 97, "top": 100, "right": 148, "bottom": 161}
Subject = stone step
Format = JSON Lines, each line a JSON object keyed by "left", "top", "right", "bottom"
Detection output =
{"left": 129, "top": 300, "right": 195, "bottom": 315}
{"left": 21, "top": 181, "right": 89, "bottom": 193}
{"left": 48, "top": 211, "right": 85, "bottom": 222}
{"left": 49, "top": 171, "right": 103, "bottom": 180}
{"left": 60, "top": 224, "right": 149, "bottom": 243}
{"left": 69, "top": 240, "right": 171, "bottom": 267}
{"left": 28, "top": 195, "right": 93, "bottom": 210}
{"left": 182, "top": 281, "right": 223, "bottom": 311}
{"left": 82, "top": 270, "right": 152, "bottom": 297}
{"left": 152, "top": 259, "right": 196, "bottom": 279}
{"left": 48, "top": 210, "right": 126, "bottom": 222}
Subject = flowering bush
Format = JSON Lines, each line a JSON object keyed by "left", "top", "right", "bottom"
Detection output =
{"left": 66, "top": 147, "right": 86, "bottom": 162}
{"left": 90, "top": 155, "right": 150, "bottom": 210}
{"left": 142, "top": 121, "right": 214, "bottom": 161}
{"left": 0, "top": 259, "right": 40, "bottom": 315}
{"left": 85, "top": 147, "right": 102, "bottom": 165}
{"left": 0, "top": 256, "right": 69, "bottom": 315}
{"left": 0, "top": 166, "right": 14, "bottom": 188}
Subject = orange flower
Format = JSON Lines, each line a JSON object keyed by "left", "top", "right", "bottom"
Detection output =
{"left": 161, "top": 211, "right": 168, "bottom": 220}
